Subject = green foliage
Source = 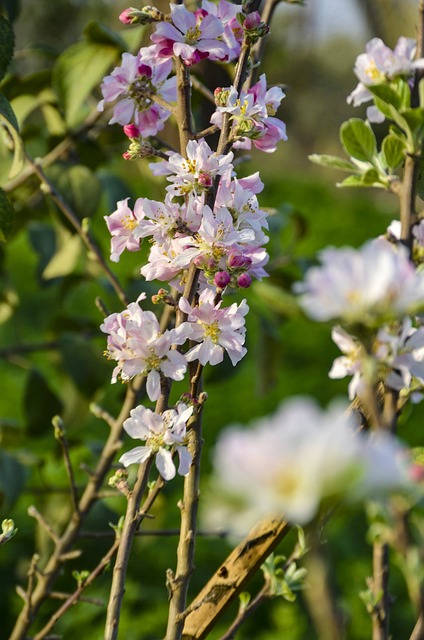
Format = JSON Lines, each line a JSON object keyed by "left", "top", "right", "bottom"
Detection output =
{"left": 23, "top": 369, "right": 64, "bottom": 437}
{"left": 0, "top": 186, "right": 14, "bottom": 241}
{"left": 0, "top": 93, "right": 24, "bottom": 179}
{"left": 0, "top": 15, "right": 14, "bottom": 81}
{"left": 52, "top": 21, "right": 125, "bottom": 128}
{"left": 340, "top": 118, "right": 377, "bottom": 163}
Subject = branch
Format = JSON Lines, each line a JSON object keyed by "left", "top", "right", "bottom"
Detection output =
{"left": 8, "top": 375, "right": 146, "bottom": 640}
{"left": 164, "top": 405, "right": 204, "bottom": 640}
{"left": 370, "top": 543, "right": 390, "bottom": 640}
{"left": 218, "top": 584, "right": 270, "bottom": 640}
{"left": 52, "top": 417, "right": 79, "bottom": 515}
{"left": 104, "top": 458, "right": 155, "bottom": 640}
{"left": 181, "top": 518, "right": 290, "bottom": 640}
{"left": 28, "top": 155, "right": 129, "bottom": 307}
{"left": 32, "top": 539, "right": 119, "bottom": 640}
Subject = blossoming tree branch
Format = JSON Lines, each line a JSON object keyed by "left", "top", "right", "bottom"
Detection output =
{"left": 2, "top": 0, "right": 424, "bottom": 639}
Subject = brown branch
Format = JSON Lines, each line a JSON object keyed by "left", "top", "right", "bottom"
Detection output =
{"left": 8, "top": 375, "right": 145, "bottom": 640}
{"left": 181, "top": 518, "right": 290, "bottom": 640}
{"left": 410, "top": 613, "right": 424, "bottom": 640}
{"left": 104, "top": 458, "right": 153, "bottom": 640}
{"left": 371, "top": 543, "right": 390, "bottom": 640}
{"left": 164, "top": 406, "right": 204, "bottom": 640}
{"left": 33, "top": 539, "right": 119, "bottom": 640}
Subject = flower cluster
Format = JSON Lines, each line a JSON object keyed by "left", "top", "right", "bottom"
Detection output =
{"left": 329, "top": 320, "right": 424, "bottom": 402}
{"left": 212, "top": 74, "right": 287, "bottom": 153}
{"left": 99, "top": 1, "right": 287, "bottom": 483}
{"left": 347, "top": 36, "right": 424, "bottom": 122}
{"left": 204, "top": 398, "right": 410, "bottom": 529}
{"left": 98, "top": 47, "right": 176, "bottom": 137}
{"left": 105, "top": 138, "right": 271, "bottom": 291}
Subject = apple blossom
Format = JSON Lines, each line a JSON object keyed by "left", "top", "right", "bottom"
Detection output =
{"left": 211, "top": 74, "right": 287, "bottom": 153}
{"left": 119, "top": 403, "right": 193, "bottom": 480}
{"left": 100, "top": 294, "right": 189, "bottom": 400}
{"left": 347, "top": 37, "right": 424, "bottom": 122}
{"left": 205, "top": 398, "right": 411, "bottom": 530}
{"left": 296, "top": 238, "right": 424, "bottom": 325}
{"left": 149, "top": 139, "right": 233, "bottom": 197}
{"left": 178, "top": 289, "right": 248, "bottom": 366}
{"left": 98, "top": 47, "right": 176, "bottom": 136}
{"left": 150, "top": 3, "right": 231, "bottom": 66}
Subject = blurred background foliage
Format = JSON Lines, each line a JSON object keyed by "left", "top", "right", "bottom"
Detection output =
{"left": 0, "top": 0, "right": 423, "bottom": 638}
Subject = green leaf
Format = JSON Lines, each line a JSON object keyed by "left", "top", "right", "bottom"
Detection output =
{"left": 84, "top": 20, "right": 127, "bottom": 50}
{"left": 0, "top": 450, "right": 26, "bottom": 508}
{"left": 309, "top": 154, "right": 358, "bottom": 172}
{"left": 0, "top": 16, "right": 14, "bottom": 82}
{"left": 399, "top": 108, "right": 424, "bottom": 136}
{"left": 23, "top": 369, "right": 64, "bottom": 437}
{"left": 52, "top": 41, "right": 120, "bottom": 128}
{"left": 368, "top": 80, "right": 410, "bottom": 111}
{"left": 0, "top": 187, "right": 14, "bottom": 242}
{"left": 45, "top": 164, "right": 102, "bottom": 221}
{"left": 337, "top": 174, "right": 382, "bottom": 189}
{"left": 381, "top": 134, "right": 406, "bottom": 170}
{"left": 340, "top": 118, "right": 377, "bottom": 163}
{"left": 0, "top": 93, "right": 24, "bottom": 179}
{"left": 42, "top": 232, "right": 82, "bottom": 280}
{"left": 419, "top": 78, "right": 424, "bottom": 109}
{"left": 59, "top": 333, "right": 111, "bottom": 396}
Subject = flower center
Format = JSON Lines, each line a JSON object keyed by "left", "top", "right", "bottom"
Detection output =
{"left": 123, "top": 215, "right": 138, "bottom": 231}
{"left": 185, "top": 25, "right": 202, "bottom": 45}
{"left": 203, "top": 321, "right": 220, "bottom": 343}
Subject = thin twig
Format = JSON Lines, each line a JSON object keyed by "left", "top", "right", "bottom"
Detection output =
{"left": 52, "top": 417, "right": 79, "bottom": 515}
{"left": 78, "top": 528, "right": 228, "bottom": 539}
{"left": 194, "top": 125, "right": 220, "bottom": 140}
{"left": 104, "top": 458, "right": 155, "bottom": 640}
{"left": 28, "top": 156, "right": 129, "bottom": 307}
{"left": 27, "top": 507, "right": 60, "bottom": 546}
{"left": 32, "top": 539, "right": 119, "bottom": 640}
{"left": 218, "top": 583, "right": 270, "bottom": 640}
{"left": 190, "top": 76, "right": 216, "bottom": 104}
{"left": 9, "top": 375, "right": 145, "bottom": 640}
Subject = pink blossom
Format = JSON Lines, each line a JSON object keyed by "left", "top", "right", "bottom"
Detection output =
{"left": 104, "top": 198, "right": 146, "bottom": 262}
{"left": 150, "top": 3, "right": 231, "bottom": 66}
{"left": 98, "top": 47, "right": 176, "bottom": 136}
{"left": 178, "top": 289, "right": 248, "bottom": 366}
{"left": 296, "top": 239, "right": 424, "bottom": 325}
{"left": 211, "top": 75, "right": 287, "bottom": 153}
{"left": 100, "top": 294, "right": 188, "bottom": 400}
{"left": 149, "top": 139, "right": 233, "bottom": 197}
{"left": 119, "top": 403, "right": 193, "bottom": 480}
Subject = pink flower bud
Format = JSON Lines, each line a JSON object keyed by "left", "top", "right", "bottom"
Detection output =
{"left": 243, "top": 11, "right": 261, "bottom": 30}
{"left": 198, "top": 172, "right": 213, "bottom": 188}
{"left": 123, "top": 124, "right": 140, "bottom": 139}
{"left": 214, "top": 271, "right": 231, "bottom": 288}
{"left": 122, "top": 151, "right": 132, "bottom": 160}
{"left": 138, "top": 63, "right": 152, "bottom": 79}
{"left": 410, "top": 464, "right": 424, "bottom": 482}
{"left": 228, "top": 252, "right": 252, "bottom": 269}
{"left": 237, "top": 273, "right": 252, "bottom": 288}
{"left": 119, "top": 8, "right": 135, "bottom": 24}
